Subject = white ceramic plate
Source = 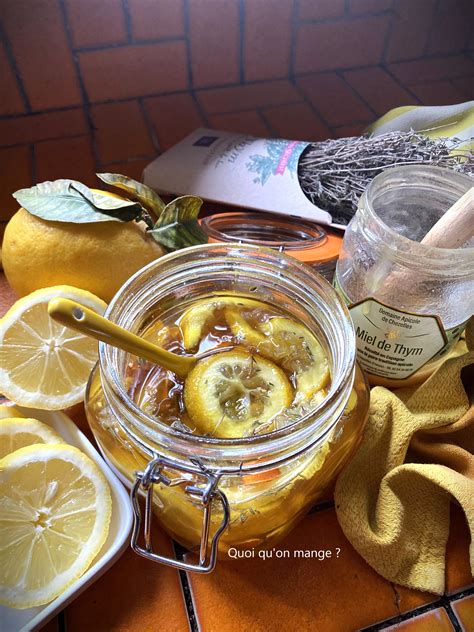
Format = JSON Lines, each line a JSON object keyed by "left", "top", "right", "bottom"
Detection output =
{"left": 0, "top": 407, "right": 133, "bottom": 632}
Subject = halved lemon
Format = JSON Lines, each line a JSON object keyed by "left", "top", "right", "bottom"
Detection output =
{"left": 0, "top": 286, "right": 107, "bottom": 410}
{"left": 0, "top": 443, "right": 111, "bottom": 608}
{"left": 184, "top": 348, "right": 293, "bottom": 438}
{"left": 0, "top": 417, "right": 63, "bottom": 458}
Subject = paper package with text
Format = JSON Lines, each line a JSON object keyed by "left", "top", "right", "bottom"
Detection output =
{"left": 143, "top": 128, "right": 333, "bottom": 226}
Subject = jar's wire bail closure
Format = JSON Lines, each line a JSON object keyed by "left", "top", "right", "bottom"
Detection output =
{"left": 130, "top": 454, "right": 230, "bottom": 573}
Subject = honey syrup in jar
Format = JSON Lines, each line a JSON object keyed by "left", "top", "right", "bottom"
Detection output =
{"left": 86, "top": 244, "right": 369, "bottom": 571}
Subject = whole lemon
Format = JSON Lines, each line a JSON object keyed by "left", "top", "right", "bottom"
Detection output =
{"left": 2, "top": 205, "right": 165, "bottom": 302}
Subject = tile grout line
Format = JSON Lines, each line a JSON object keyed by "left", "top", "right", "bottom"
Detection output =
{"left": 58, "top": 0, "right": 101, "bottom": 172}
{"left": 30, "top": 143, "right": 36, "bottom": 186}
{"left": 0, "top": 20, "right": 32, "bottom": 113}
{"left": 380, "top": 1, "right": 396, "bottom": 64}
{"left": 120, "top": 0, "right": 133, "bottom": 43}
{"left": 287, "top": 74, "right": 335, "bottom": 134}
{"left": 298, "top": 8, "right": 395, "bottom": 27}
{"left": 257, "top": 107, "right": 277, "bottom": 137}
{"left": 336, "top": 70, "right": 379, "bottom": 119}
{"left": 138, "top": 97, "right": 162, "bottom": 156}
{"left": 444, "top": 600, "right": 463, "bottom": 632}
{"left": 183, "top": 0, "right": 194, "bottom": 92}
{"left": 182, "top": 0, "right": 211, "bottom": 128}
{"left": 361, "top": 585, "right": 474, "bottom": 631}
{"left": 238, "top": 0, "right": 245, "bottom": 84}
{"left": 72, "top": 34, "right": 187, "bottom": 54}
{"left": 173, "top": 541, "right": 199, "bottom": 632}
{"left": 288, "top": 0, "right": 298, "bottom": 79}
{"left": 360, "top": 598, "right": 446, "bottom": 631}
{"left": 2, "top": 132, "right": 93, "bottom": 151}
{"left": 422, "top": 0, "right": 441, "bottom": 58}
{"left": 379, "top": 64, "right": 423, "bottom": 105}
{"left": 0, "top": 58, "right": 472, "bottom": 122}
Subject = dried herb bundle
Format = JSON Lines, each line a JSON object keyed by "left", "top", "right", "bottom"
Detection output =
{"left": 298, "top": 131, "right": 474, "bottom": 225}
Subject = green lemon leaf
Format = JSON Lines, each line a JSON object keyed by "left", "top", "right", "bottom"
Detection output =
{"left": 70, "top": 184, "right": 143, "bottom": 221}
{"left": 96, "top": 173, "right": 165, "bottom": 217}
{"left": 13, "top": 179, "right": 142, "bottom": 223}
{"left": 148, "top": 195, "right": 208, "bottom": 251}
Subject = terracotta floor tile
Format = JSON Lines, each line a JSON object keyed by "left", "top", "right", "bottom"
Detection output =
{"left": 0, "top": 41, "right": 25, "bottom": 116}
{"left": 34, "top": 135, "right": 97, "bottom": 188}
{"left": 91, "top": 101, "right": 155, "bottom": 164}
{"left": 65, "top": 523, "right": 190, "bottom": 632}
{"left": 408, "top": 81, "right": 468, "bottom": 106}
{"left": 299, "top": 0, "right": 345, "bottom": 21}
{"left": 383, "top": 608, "right": 455, "bottom": 632}
{"left": 451, "top": 594, "right": 474, "bottom": 632}
{"left": 243, "top": 0, "right": 292, "bottom": 82}
{"left": 65, "top": 0, "right": 127, "bottom": 48}
{"left": 0, "top": 274, "right": 18, "bottom": 316}
{"left": 79, "top": 42, "right": 188, "bottom": 102}
{"left": 385, "top": 0, "right": 436, "bottom": 63}
{"left": 445, "top": 505, "right": 473, "bottom": 595}
{"left": 0, "top": 145, "right": 32, "bottom": 221}
{"left": 208, "top": 110, "right": 270, "bottom": 137}
{"left": 197, "top": 80, "right": 301, "bottom": 115}
{"left": 0, "top": 109, "right": 88, "bottom": 148}
{"left": 186, "top": 509, "right": 426, "bottom": 632}
{"left": 296, "top": 73, "right": 374, "bottom": 126}
{"left": 128, "top": 0, "right": 184, "bottom": 40}
{"left": 144, "top": 93, "right": 205, "bottom": 150}
{"left": 294, "top": 17, "right": 389, "bottom": 74}
{"left": 99, "top": 159, "right": 152, "bottom": 184}
{"left": 1, "top": 0, "right": 82, "bottom": 110}
{"left": 349, "top": 0, "right": 393, "bottom": 14}
{"left": 343, "top": 67, "right": 417, "bottom": 116}
{"left": 427, "top": 3, "right": 473, "bottom": 57}
{"left": 262, "top": 102, "right": 331, "bottom": 142}
{"left": 450, "top": 76, "right": 474, "bottom": 101}
{"left": 388, "top": 55, "right": 474, "bottom": 86}
{"left": 333, "top": 123, "right": 369, "bottom": 138}
{"left": 188, "top": 0, "right": 240, "bottom": 88}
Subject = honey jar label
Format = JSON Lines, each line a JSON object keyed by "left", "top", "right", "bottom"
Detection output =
{"left": 334, "top": 281, "right": 465, "bottom": 379}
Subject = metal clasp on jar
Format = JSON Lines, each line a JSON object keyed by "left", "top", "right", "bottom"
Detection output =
{"left": 130, "top": 455, "right": 230, "bottom": 573}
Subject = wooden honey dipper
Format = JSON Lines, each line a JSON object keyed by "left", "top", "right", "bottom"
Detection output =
{"left": 421, "top": 186, "right": 473, "bottom": 248}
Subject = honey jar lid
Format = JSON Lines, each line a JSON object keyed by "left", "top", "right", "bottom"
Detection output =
{"left": 201, "top": 211, "right": 343, "bottom": 265}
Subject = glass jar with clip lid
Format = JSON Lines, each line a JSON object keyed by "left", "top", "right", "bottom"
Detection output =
{"left": 85, "top": 244, "right": 369, "bottom": 572}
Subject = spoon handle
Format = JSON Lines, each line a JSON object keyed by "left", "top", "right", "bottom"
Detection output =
{"left": 48, "top": 298, "right": 196, "bottom": 378}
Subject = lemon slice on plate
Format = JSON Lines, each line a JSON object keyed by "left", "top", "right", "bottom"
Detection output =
{"left": 184, "top": 348, "right": 293, "bottom": 438}
{"left": 0, "top": 417, "right": 63, "bottom": 458}
{"left": 0, "top": 286, "right": 107, "bottom": 410}
{"left": 0, "top": 443, "right": 111, "bottom": 608}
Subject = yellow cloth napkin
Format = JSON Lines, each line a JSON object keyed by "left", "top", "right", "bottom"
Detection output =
{"left": 334, "top": 320, "right": 474, "bottom": 595}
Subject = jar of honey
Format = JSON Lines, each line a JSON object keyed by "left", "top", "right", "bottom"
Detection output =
{"left": 335, "top": 166, "right": 474, "bottom": 388}
{"left": 85, "top": 244, "right": 369, "bottom": 572}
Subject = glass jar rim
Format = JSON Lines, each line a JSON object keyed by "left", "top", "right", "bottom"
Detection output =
{"left": 361, "top": 165, "right": 474, "bottom": 270}
{"left": 99, "top": 244, "right": 356, "bottom": 469}
{"left": 201, "top": 212, "right": 342, "bottom": 265}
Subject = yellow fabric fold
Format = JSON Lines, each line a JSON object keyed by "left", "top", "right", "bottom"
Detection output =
{"left": 334, "top": 320, "right": 474, "bottom": 595}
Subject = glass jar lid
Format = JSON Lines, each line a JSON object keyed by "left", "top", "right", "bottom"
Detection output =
{"left": 201, "top": 212, "right": 342, "bottom": 264}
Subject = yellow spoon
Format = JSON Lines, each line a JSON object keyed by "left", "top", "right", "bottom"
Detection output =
{"left": 47, "top": 298, "right": 196, "bottom": 378}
